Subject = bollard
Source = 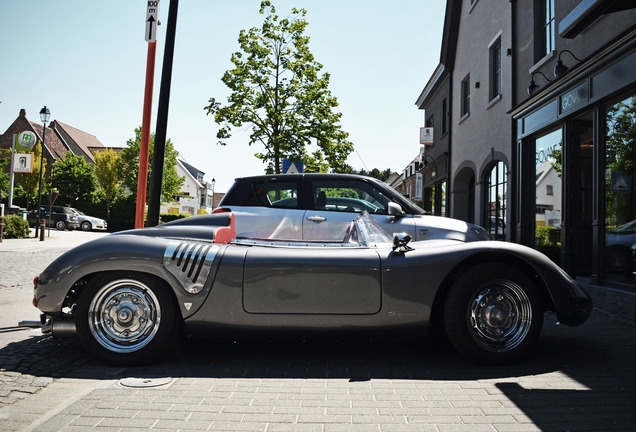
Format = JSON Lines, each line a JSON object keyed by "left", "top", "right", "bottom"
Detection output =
{"left": 39, "top": 218, "right": 45, "bottom": 241}
{"left": 0, "top": 216, "right": 4, "bottom": 243}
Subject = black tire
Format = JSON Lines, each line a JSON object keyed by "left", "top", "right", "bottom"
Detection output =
{"left": 76, "top": 273, "right": 179, "bottom": 366}
{"left": 444, "top": 263, "right": 543, "bottom": 365}
{"left": 55, "top": 220, "right": 66, "bottom": 231}
{"left": 81, "top": 221, "right": 92, "bottom": 231}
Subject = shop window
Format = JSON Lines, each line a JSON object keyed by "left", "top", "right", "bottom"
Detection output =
{"left": 431, "top": 181, "right": 446, "bottom": 217}
{"left": 534, "top": 128, "right": 562, "bottom": 261}
{"left": 604, "top": 94, "right": 636, "bottom": 285}
{"left": 485, "top": 161, "right": 507, "bottom": 240}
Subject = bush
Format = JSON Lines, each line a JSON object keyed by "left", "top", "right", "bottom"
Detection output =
{"left": 535, "top": 226, "right": 561, "bottom": 264}
{"left": 2, "top": 215, "right": 31, "bottom": 239}
{"left": 160, "top": 213, "right": 192, "bottom": 223}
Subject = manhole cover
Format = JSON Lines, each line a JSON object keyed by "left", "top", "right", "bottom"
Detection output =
{"left": 118, "top": 377, "right": 173, "bottom": 388}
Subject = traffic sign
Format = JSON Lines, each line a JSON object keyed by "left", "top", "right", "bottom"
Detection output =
{"left": 283, "top": 159, "right": 303, "bottom": 174}
{"left": 145, "top": 1, "right": 160, "bottom": 42}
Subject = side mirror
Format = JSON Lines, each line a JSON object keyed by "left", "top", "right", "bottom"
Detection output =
{"left": 387, "top": 202, "right": 405, "bottom": 218}
{"left": 392, "top": 232, "right": 413, "bottom": 254}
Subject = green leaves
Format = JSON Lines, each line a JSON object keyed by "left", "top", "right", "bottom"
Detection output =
{"left": 50, "top": 153, "right": 97, "bottom": 206}
{"left": 120, "top": 127, "right": 185, "bottom": 203}
{"left": 204, "top": 1, "right": 353, "bottom": 174}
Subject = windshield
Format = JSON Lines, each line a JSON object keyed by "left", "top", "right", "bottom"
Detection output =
{"left": 354, "top": 211, "right": 393, "bottom": 246}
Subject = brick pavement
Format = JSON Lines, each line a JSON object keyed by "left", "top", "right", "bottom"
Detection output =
{"left": 1, "top": 233, "right": 635, "bottom": 431}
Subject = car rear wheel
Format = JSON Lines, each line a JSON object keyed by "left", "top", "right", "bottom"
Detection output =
{"left": 443, "top": 264, "right": 543, "bottom": 364}
{"left": 81, "top": 221, "right": 92, "bottom": 231}
{"left": 55, "top": 220, "right": 66, "bottom": 230}
{"left": 76, "top": 273, "right": 179, "bottom": 366}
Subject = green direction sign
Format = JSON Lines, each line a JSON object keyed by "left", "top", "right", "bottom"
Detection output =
{"left": 17, "top": 131, "right": 37, "bottom": 151}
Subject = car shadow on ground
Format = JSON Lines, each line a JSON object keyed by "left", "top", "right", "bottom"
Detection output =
{"left": 0, "top": 314, "right": 618, "bottom": 382}
{"left": 2, "top": 311, "right": 635, "bottom": 429}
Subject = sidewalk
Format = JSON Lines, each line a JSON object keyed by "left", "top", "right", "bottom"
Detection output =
{"left": 0, "top": 228, "right": 109, "bottom": 252}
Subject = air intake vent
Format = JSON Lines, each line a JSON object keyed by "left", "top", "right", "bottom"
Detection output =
{"left": 163, "top": 242, "right": 220, "bottom": 294}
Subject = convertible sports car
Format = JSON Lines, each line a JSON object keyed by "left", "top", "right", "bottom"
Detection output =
{"left": 32, "top": 212, "right": 592, "bottom": 366}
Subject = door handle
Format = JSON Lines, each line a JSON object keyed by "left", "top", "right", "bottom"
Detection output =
{"left": 306, "top": 215, "right": 327, "bottom": 222}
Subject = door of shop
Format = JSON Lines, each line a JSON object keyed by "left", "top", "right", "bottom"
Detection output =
{"left": 562, "top": 112, "right": 594, "bottom": 276}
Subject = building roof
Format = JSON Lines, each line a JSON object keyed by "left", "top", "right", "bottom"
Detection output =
{"left": 53, "top": 120, "right": 104, "bottom": 163}
{"left": 29, "top": 121, "right": 70, "bottom": 161}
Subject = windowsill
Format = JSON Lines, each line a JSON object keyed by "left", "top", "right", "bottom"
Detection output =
{"left": 486, "top": 94, "right": 502, "bottom": 110}
{"left": 458, "top": 112, "right": 470, "bottom": 124}
{"left": 529, "top": 51, "right": 555, "bottom": 74}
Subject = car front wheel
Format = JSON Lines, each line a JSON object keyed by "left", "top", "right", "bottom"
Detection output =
{"left": 81, "top": 221, "right": 92, "bottom": 231}
{"left": 443, "top": 263, "right": 543, "bottom": 365}
{"left": 76, "top": 273, "right": 179, "bottom": 366}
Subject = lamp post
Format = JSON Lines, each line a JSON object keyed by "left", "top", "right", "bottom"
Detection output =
{"left": 211, "top": 178, "right": 216, "bottom": 209}
{"left": 35, "top": 106, "right": 50, "bottom": 239}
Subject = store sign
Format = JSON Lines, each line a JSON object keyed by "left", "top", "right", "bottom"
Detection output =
{"left": 420, "top": 127, "right": 434, "bottom": 145}
{"left": 13, "top": 153, "right": 33, "bottom": 173}
{"left": 415, "top": 173, "right": 423, "bottom": 199}
{"left": 559, "top": 83, "right": 588, "bottom": 115}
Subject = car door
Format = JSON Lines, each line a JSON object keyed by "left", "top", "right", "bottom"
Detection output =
{"left": 243, "top": 246, "right": 382, "bottom": 314}
{"left": 304, "top": 179, "right": 417, "bottom": 241}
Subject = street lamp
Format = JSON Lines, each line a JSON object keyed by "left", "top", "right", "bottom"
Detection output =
{"left": 211, "top": 178, "right": 216, "bottom": 209}
{"left": 35, "top": 106, "right": 50, "bottom": 239}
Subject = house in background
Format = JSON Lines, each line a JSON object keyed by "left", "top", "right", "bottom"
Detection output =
{"left": 0, "top": 109, "right": 102, "bottom": 174}
{"left": 162, "top": 157, "right": 219, "bottom": 216}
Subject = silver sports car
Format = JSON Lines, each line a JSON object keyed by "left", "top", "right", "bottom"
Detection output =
{"left": 32, "top": 212, "right": 591, "bottom": 366}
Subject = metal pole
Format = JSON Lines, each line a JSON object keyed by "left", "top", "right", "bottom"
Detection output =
{"left": 8, "top": 134, "right": 16, "bottom": 208}
{"left": 35, "top": 124, "right": 47, "bottom": 239}
{"left": 148, "top": 0, "right": 179, "bottom": 227}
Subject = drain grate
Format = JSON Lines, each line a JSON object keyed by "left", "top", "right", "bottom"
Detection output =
{"left": 118, "top": 377, "right": 173, "bottom": 388}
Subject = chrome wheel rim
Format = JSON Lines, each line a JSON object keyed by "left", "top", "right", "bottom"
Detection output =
{"left": 88, "top": 279, "right": 160, "bottom": 353}
{"left": 469, "top": 280, "right": 532, "bottom": 352}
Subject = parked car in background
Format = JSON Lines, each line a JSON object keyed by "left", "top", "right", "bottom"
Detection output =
{"left": 70, "top": 208, "right": 108, "bottom": 231}
{"left": 33, "top": 211, "right": 591, "bottom": 366}
{"left": 27, "top": 206, "right": 79, "bottom": 231}
{"left": 216, "top": 173, "right": 492, "bottom": 242}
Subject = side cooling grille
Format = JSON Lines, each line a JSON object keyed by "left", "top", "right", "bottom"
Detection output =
{"left": 163, "top": 242, "right": 220, "bottom": 294}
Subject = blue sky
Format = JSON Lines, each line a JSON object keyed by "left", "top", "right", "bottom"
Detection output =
{"left": 0, "top": 1, "right": 445, "bottom": 192}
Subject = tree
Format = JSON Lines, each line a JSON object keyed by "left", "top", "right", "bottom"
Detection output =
{"left": 120, "top": 127, "right": 184, "bottom": 203}
{"left": 94, "top": 148, "right": 123, "bottom": 219}
{"left": 49, "top": 153, "right": 97, "bottom": 207}
{"left": 205, "top": 1, "right": 353, "bottom": 174}
{"left": 0, "top": 148, "right": 10, "bottom": 203}
{"left": 341, "top": 165, "right": 396, "bottom": 182}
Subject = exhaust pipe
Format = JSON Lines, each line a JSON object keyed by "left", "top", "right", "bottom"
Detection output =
{"left": 41, "top": 315, "right": 77, "bottom": 338}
